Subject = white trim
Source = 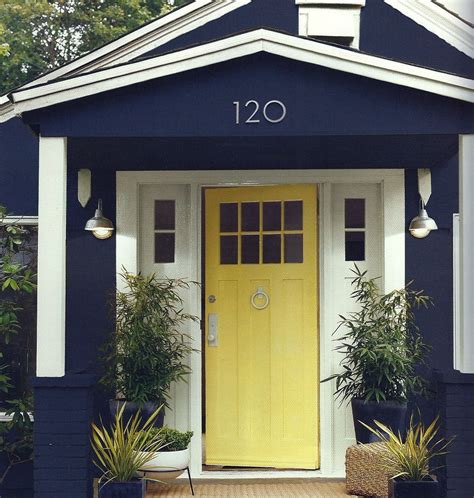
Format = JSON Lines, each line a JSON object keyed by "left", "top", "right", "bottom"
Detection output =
{"left": 36, "top": 137, "right": 67, "bottom": 377}
{"left": 9, "top": 29, "right": 474, "bottom": 117}
{"left": 453, "top": 212, "right": 460, "bottom": 370}
{"left": 459, "top": 135, "right": 474, "bottom": 373}
{"left": 296, "top": 0, "right": 365, "bottom": 4}
{"left": 385, "top": 0, "right": 473, "bottom": 58}
{"left": 2, "top": 216, "right": 38, "bottom": 226}
{"left": 0, "top": 0, "right": 250, "bottom": 123}
{"left": 117, "top": 168, "right": 404, "bottom": 478}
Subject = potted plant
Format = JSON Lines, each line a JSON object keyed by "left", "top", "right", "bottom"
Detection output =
{"left": 101, "top": 269, "right": 198, "bottom": 426}
{"left": 361, "top": 414, "right": 452, "bottom": 498}
{"left": 323, "top": 265, "right": 432, "bottom": 443}
{"left": 91, "top": 404, "right": 165, "bottom": 498}
{"left": 138, "top": 427, "right": 194, "bottom": 495}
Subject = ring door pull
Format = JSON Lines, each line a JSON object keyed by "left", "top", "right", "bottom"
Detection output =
{"left": 251, "top": 287, "right": 270, "bottom": 310}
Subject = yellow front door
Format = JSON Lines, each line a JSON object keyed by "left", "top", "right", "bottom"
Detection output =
{"left": 205, "top": 184, "right": 319, "bottom": 469}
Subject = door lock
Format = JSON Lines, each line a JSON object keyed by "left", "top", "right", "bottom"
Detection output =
{"left": 208, "top": 295, "right": 216, "bottom": 303}
{"left": 208, "top": 313, "right": 218, "bottom": 347}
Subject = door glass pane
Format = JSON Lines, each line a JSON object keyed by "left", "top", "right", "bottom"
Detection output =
{"left": 284, "top": 201, "right": 303, "bottom": 230}
{"left": 241, "top": 235, "right": 259, "bottom": 264}
{"left": 220, "top": 203, "right": 238, "bottom": 233}
{"left": 284, "top": 234, "right": 303, "bottom": 263}
{"left": 263, "top": 202, "right": 281, "bottom": 231}
{"left": 154, "top": 200, "right": 175, "bottom": 230}
{"left": 155, "top": 233, "right": 175, "bottom": 263}
{"left": 220, "top": 235, "right": 238, "bottom": 264}
{"left": 345, "top": 231, "right": 365, "bottom": 261}
{"left": 345, "top": 199, "right": 365, "bottom": 229}
{"left": 241, "top": 202, "right": 260, "bottom": 232}
{"left": 263, "top": 234, "right": 281, "bottom": 263}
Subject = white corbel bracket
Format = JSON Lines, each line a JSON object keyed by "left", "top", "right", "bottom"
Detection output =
{"left": 418, "top": 168, "right": 432, "bottom": 206}
{"left": 78, "top": 169, "right": 91, "bottom": 208}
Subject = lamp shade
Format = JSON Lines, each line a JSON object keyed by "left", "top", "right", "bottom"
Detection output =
{"left": 85, "top": 199, "right": 114, "bottom": 239}
{"left": 409, "top": 206, "right": 438, "bottom": 239}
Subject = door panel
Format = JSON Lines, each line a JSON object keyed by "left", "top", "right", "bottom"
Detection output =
{"left": 205, "top": 185, "right": 319, "bottom": 469}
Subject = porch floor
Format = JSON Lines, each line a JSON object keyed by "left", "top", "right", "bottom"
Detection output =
{"left": 147, "top": 479, "right": 356, "bottom": 497}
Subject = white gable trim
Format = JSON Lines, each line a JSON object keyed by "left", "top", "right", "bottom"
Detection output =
{"left": 0, "top": 0, "right": 250, "bottom": 122}
{"left": 385, "top": 0, "right": 473, "bottom": 58}
{"left": 9, "top": 29, "right": 474, "bottom": 116}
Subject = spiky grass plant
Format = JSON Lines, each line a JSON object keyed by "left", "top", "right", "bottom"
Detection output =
{"left": 361, "top": 415, "right": 452, "bottom": 481}
{"left": 91, "top": 404, "right": 165, "bottom": 485}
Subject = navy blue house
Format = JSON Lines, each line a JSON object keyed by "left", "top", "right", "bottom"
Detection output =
{"left": 0, "top": 1, "right": 473, "bottom": 497}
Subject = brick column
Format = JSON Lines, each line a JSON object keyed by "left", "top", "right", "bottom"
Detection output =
{"left": 33, "top": 375, "right": 95, "bottom": 498}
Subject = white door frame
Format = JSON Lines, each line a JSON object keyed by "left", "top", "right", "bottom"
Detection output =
{"left": 116, "top": 168, "right": 405, "bottom": 478}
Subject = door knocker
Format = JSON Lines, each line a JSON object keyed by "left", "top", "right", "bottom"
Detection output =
{"left": 251, "top": 287, "right": 270, "bottom": 310}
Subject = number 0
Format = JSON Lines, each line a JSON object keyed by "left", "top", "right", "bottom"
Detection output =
{"left": 263, "top": 100, "right": 286, "bottom": 124}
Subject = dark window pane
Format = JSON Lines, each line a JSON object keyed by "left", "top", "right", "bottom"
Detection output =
{"left": 155, "top": 233, "right": 175, "bottom": 263}
{"left": 263, "top": 202, "right": 281, "bottom": 231}
{"left": 220, "top": 236, "right": 238, "bottom": 264}
{"left": 345, "top": 199, "right": 365, "bottom": 229}
{"left": 242, "top": 202, "right": 260, "bottom": 232}
{"left": 263, "top": 234, "right": 281, "bottom": 264}
{"left": 345, "top": 232, "right": 365, "bottom": 261}
{"left": 220, "top": 203, "right": 238, "bottom": 233}
{"left": 284, "top": 201, "right": 303, "bottom": 231}
{"left": 155, "top": 200, "right": 175, "bottom": 230}
{"left": 241, "top": 235, "right": 259, "bottom": 264}
{"left": 284, "top": 234, "right": 303, "bottom": 263}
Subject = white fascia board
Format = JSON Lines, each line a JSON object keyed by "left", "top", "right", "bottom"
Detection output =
{"left": 19, "top": 0, "right": 249, "bottom": 90}
{"left": 10, "top": 29, "right": 474, "bottom": 113}
{"left": 296, "top": 0, "right": 365, "bottom": 5}
{"left": 385, "top": 0, "right": 473, "bottom": 58}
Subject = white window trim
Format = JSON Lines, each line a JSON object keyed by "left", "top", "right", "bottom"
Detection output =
{"left": 385, "top": 0, "right": 473, "bottom": 58}
{"left": 453, "top": 213, "right": 460, "bottom": 370}
{"left": 117, "top": 168, "right": 405, "bottom": 478}
{"left": 0, "top": 216, "right": 38, "bottom": 421}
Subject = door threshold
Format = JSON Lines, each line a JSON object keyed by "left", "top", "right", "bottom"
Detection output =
{"left": 190, "top": 470, "right": 345, "bottom": 480}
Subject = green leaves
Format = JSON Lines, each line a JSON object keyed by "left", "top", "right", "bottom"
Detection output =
{"left": 91, "top": 404, "right": 166, "bottom": 483}
{"left": 360, "top": 414, "right": 453, "bottom": 481}
{"left": 0, "top": 0, "right": 189, "bottom": 95}
{"left": 100, "top": 269, "right": 199, "bottom": 406}
{"left": 148, "top": 427, "right": 193, "bottom": 452}
{"left": 322, "top": 264, "right": 432, "bottom": 404}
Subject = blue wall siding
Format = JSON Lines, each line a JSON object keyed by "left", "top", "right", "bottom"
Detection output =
{"left": 405, "top": 154, "right": 459, "bottom": 372}
{"left": 360, "top": 0, "right": 474, "bottom": 78}
{"left": 25, "top": 55, "right": 474, "bottom": 138}
{"left": 141, "top": 0, "right": 298, "bottom": 59}
{"left": 0, "top": 118, "right": 38, "bottom": 215}
{"left": 66, "top": 162, "right": 116, "bottom": 375}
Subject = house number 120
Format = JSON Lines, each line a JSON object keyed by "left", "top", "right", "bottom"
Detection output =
{"left": 233, "top": 100, "right": 287, "bottom": 124}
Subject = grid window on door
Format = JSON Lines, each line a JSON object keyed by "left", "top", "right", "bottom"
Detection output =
{"left": 344, "top": 198, "right": 366, "bottom": 261}
{"left": 154, "top": 200, "right": 176, "bottom": 263}
{"left": 219, "top": 200, "right": 304, "bottom": 265}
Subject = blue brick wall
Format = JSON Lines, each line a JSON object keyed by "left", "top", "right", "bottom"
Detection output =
{"left": 32, "top": 375, "right": 95, "bottom": 498}
{"left": 437, "top": 371, "right": 474, "bottom": 498}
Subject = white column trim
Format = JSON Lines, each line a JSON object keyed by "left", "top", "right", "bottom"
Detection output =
{"left": 459, "top": 135, "right": 474, "bottom": 373}
{"left": 36, "top": 137, "right": 67, "bottom": 377}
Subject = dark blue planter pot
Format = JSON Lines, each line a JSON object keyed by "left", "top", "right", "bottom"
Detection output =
{"left": 109, "top": 399, "right": 165, "bottom": 428}
{"left": 351, "top": 398, "right": 407, "bottom": 444}
{"left": 98, "top": 480, "right": 146, "bottom": 498}
{"left": 389, "top": 477, "right": 439, "bottom": 498}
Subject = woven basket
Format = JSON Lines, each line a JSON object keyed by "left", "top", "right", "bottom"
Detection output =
{"left": 346, "top": 442, "right": 392, "bottom": 498}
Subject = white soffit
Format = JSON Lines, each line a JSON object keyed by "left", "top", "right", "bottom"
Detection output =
{"left": 9, "top": 29, "right": 474, "bottom": 114}
{"left": 385, "top": 0, "right": 474, "bottom": 58}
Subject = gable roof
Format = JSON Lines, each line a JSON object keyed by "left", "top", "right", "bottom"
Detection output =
{"left": 7, "top": 29, "right": 474, "bottom": 118}
{"left": 1, "top": 0, "right": 473, "bottom": 123}
{"left": 386, "top": 0, "right": 473, "bottom": 57}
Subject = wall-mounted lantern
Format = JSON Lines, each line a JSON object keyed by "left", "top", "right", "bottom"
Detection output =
{"left": 84, "top": 199, "right": 114, "bottom": 239}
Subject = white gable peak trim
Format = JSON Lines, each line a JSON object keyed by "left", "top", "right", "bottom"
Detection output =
{"left": 9, "top": 29, "right": 474, "bottom": 115}
{"left": 385, "top": 0, "right": 473, "bottom": 58}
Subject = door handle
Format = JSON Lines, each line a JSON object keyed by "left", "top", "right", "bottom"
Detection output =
{"left": 208, "top": 313, "right": 218, "bottom": 347}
